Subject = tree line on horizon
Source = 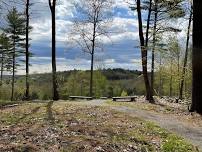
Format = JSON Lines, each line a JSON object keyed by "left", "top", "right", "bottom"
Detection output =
{"left": 0, "top": 0, "right": 202, "bottom": 114}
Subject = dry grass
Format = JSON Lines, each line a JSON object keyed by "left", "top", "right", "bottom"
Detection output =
{"left": 0, "top": 101, "right": 198, "bottom": 152}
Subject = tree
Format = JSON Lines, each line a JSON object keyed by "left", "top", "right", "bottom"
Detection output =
{"left": 62, "top": 71, "right": 108, "bottom": 98}
{"left": 135, "top": 0, "right": 154, "bottom": 102}
{"left": 179, "top": 3, "right": 192, "bottom": 100}
{"left": 48, "top": 0, "right": 59, "bottom": 100}
{"left": 4, "top": 8, "right": 26, "bottom": 101}
{"left": 149, "top": 0, "right": 185, "bottom": 96}
{"left": 70, "top": 0, "right": 113, "bottom": 97}
{"left": 25, "top": 0, "right": 33, "bottom": 100}
{"left": 190, "top": 0, "right": 202, "bottom": 114}
{"left": 0, "top": 33, "right": 11, "bottom": 85}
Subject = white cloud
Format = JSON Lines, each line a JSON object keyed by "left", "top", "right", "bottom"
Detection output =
{"left": 104, "top": 59, "right": 116, "bottom": 64}
{"left": 30, "top": 0, "right": 138, "bottom": 46}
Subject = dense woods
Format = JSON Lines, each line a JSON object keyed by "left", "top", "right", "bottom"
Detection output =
{"left": 0, "top": 0, "right": 201, "bottom": 114}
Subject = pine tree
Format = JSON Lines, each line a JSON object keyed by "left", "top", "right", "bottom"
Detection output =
{"left": 0, "top": 33, "right": 11, "bottom": 85}
{"left": 25, "top": 0, "right": 33, "bottom": 100}
{"left": 4, "top": 8, "right": 26, "bottom": 101}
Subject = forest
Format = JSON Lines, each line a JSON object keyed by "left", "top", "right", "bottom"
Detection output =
{"left": 0, "top": 0, "right": 202, "bottom": 151}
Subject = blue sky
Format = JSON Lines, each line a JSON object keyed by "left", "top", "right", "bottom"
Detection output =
{"left": 25, "top": 0, "right": 142, "bottom": 74}
{"left": 0, "top": 0, "right": 187, "bottom": 74}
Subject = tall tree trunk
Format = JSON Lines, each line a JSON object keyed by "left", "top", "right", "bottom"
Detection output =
{"left": 158, "top": 52, "right": 163, "bottom": 96}
{"left": 0, "top": 54, "right": 4, "bottom": 86}
{"left": 190, "top": 0, "right": 202, "bottom": 114}
{"left": 89, "top": 17, "right": 96, "bottom": 97}
{"left": 11, "top": 38, "right": 16, "bottom": 101}
{"left": 136, "top": 0, "right": 154, "bottom": 102}
{"left": 177, "top": 50, "right": 180, "bottom": 97}
{"left": 169, "top": 61, "right": 173, "bottom": 97}
{"left": 151, "top": 0, "right": 158, "bottom": 96}
{"left": 145, "top": 0, "right": 152, "bottom": 47}
{"left": 49, "top": 0, "right": 59, "bottom": 100}
{"left": 25, "top": 0, "right": 30, "bottom": 100}
{"left": 179, "top": 10, "right": 192, "bottom": 100}
{"left": 90, "top": 52, "right": 94, "bottom": 97}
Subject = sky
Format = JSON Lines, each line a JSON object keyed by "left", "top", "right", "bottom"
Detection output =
{"left": 0, "top": 0, "right": 187, "bottom": 75}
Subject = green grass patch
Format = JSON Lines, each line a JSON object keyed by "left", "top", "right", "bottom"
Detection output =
{"left": 162, "top": 134, "right": 196, "bottom": 152}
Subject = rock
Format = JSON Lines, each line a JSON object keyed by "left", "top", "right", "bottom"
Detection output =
{"left": 128, "top": 144, "right": 138, "bottom": 150}
{"left": 95, "top": 146, "right": 105, "bottom": 152}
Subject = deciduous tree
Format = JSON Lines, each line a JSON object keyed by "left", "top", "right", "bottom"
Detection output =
{"left": 69, "top": 0, "right": 113, "bottom": 97}
{"left": 48, "top": 0, "right": 59, "bottom": 100}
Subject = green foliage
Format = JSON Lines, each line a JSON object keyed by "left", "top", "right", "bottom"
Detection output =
{"left": 121, "top": 90, "right": 128, "bottom": 97}
{"left": 30, "top": 91, "right": 39, "bottom": 100}
{"left": 60, "top": 70, "right": 108, "bottom": 98}
{"left": 5, "top": 7, "right": 26, "bottom": 60}
{"left": 0, "top": 69, "right": 149, "bottom": 100}
{"left": 153, "top": 34, "right": 192, "bottom": 98}
{"left": 162, "top": 135, "right": 195, "bottom": 152}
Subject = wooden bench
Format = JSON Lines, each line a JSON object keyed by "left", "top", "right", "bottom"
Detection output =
{"left": 112, "top": 96, "right": 136, "bottom": 102}
{"left": 100, "top": 97, "right": 108, "bottom": 99}
{"left": 69, "top": 96, "right": 93, "bottom": 100}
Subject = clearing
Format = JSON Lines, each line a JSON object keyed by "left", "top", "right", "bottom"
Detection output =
{"left": 0, "top": 100, "right": 200, "bottom": 152}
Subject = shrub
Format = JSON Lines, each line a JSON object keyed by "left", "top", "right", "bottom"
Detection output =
{"left": 121, "top": 90, "right": 128, "bottom": 97}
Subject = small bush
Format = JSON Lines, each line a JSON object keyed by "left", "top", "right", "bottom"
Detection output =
{"left": 42, "top": 94, "right": 50, "bottom": 100}
{"left": 30, "top": 91, "right": 39, "bottom": 100}
{"left": 121, "top": 90, "right": 128, "bottom": 97}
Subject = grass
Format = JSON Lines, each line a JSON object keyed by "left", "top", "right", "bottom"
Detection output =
{"left": 0, "top": 101, "right": 198, "bottom": 152}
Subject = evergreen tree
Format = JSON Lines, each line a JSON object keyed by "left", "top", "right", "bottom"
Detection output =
{"left": 25, "top": 0, "right": 33, "bottom": 100}
{"left": 0, "top": 33, "right": 11, "bottom": 85}
{"left": 4, "top": 8, "right": 26, "bottom": 101}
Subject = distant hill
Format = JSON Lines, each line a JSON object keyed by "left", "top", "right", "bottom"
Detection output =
{"left": 0, "top": 69, "right": 145, "bottom": 100}
{"left": 7, "top": 68, "right": 142, "bottom": 81}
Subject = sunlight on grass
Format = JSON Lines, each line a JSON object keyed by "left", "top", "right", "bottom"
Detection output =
{"left": 0, "top": 101, "right": 198, "bottom": 152}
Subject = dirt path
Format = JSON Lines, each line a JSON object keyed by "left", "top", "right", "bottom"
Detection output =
{"left": 87, "top": 99, "right": 202, "bottom": 151}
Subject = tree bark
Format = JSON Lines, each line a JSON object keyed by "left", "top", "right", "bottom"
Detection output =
{"left": 89, "top": 10, "right": 97, "bottom": 97}
{"left": 136, "top": 0, "right": 154, "bottom": 102}
{"left": 190, "top": 0, "right": 202, "bottom": 114}
{"left": 90, "top": 51, "right": 94, "bottom": 97}
{"left": 179, "top": 10, "right": 192, "bottom": 100}
{"left": 25, "top": 0, "right": 30, "bottom": 100}
{"left": 158, "top": 52, "right": 163, "bottom": 96}
{"left": 169, "top": 60, "right": 173, "bottom": 97}
{"left": 49, "top": 0, "right": 59, "bottom": 100}
{"left": 11, "top": 35, "right": 16, "bottom": 101}
{"left": 151, "top": 0, "right": 158, "bottom": 96}
{"left": 145, "top": 0, "right": 152, "bottom": 47}
{"left": 0, "top": 54, "right": 4, "bottom": 86}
